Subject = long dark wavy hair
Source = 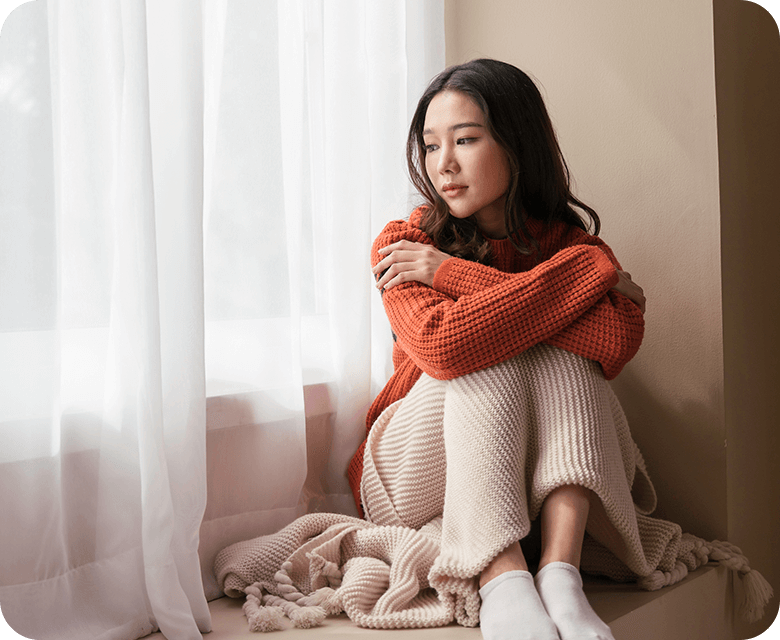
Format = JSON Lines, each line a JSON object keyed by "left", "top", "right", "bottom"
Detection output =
{"left": 407, "top": 59, "right": 600, "bottom": 263}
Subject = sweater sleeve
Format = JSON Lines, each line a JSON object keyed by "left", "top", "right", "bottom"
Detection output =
{"left": 372, "top": 219, "right": 619, "bottom": 381}
{"left": 427, "top": 227, "right": 644, "bottom": 379}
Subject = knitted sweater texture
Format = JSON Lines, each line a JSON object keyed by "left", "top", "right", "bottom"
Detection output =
{"left": 347, "top": 207, "right": 645, "bottom": 513}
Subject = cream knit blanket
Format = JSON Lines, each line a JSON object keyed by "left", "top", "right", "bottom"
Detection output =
{"left": 214, "top": 345, "right": 771, "bottom": 631}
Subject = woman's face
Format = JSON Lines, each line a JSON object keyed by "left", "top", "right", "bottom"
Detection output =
{"left": 422, "top": 90, "right": 511, "bottom": 239}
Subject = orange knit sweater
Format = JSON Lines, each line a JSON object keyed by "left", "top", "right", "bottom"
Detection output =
{"left": 347, "top": 207, "right": 645, "bottom": 515}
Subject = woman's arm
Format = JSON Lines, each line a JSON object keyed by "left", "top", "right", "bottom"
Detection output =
{"left": 373, "top": 219, "right": 644, "bottom": 379}
{"left": 427, "top": 233, "right": 645, "bottom": 378}
{"left": 544, "top": 289, "right": 643, "bottom": 379}
{"left": 371, "top": 219, "right": 619, "bottom": 380}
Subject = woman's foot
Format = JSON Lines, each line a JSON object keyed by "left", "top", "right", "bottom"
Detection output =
{"left": 479, "top": 570, "right": 560, "bottom": 640}
{"left": 534, "top": 561, "right": 614, "bottom": 640}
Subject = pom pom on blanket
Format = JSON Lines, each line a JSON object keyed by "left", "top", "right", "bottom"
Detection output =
{"left": 242, "top": 590, "right": 284, "bottom": 633}
{"left": 297, "top": 586, "right": 343, "bottom": 616}
{"left": 636, "top": 535, "right": 774, "bottom": 623}
{"left": 741, "top": 569, "right": 774, "bottom": 623}
{"left": 241, "top": 579, "right": 330, "bottom": 632}
{"left": 689, "top": 537, "right": 773, "bottom": 623}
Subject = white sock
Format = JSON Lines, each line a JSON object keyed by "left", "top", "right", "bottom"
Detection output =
{"left": 534, "top": 562, "right": 614, "bottom": 640}
{"left": 479, "top": 570, "right": 560, "bottom": 640}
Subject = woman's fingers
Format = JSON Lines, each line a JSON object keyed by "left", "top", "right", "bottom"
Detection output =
{"left": 373, "top": 250, "right": 418, "bottom": 274}
{"left": 376, "top": 238, "right": 416, "bottom": 254}
{"left": 372, "top": 240, "right": 427, "bottom": 274}
{"left": 375, "top": 260, "right": 417, "bottom": 290}
{"left": 373, "top": 241, "right": 450, "bottom": 290}
{"left": 373, "top": 251, "right": 418, "bottom": 290}
{"left": 612, "top": 270, "right": 646, "bottom": 313}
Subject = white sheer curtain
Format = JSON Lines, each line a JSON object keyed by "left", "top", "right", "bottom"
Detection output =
{"left": 0, "top": 1, "right": 211, "bottom": 638}
{"left": 197, "top": 0, "right": 444, "bottom": 600}
{"left": 0, "top": 0, "right": 444, "bottom": 637}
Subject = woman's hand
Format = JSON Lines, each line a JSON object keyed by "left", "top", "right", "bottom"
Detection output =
{"left": 372, "top": 240, "right": 451, "bottom": 290}
{"left": 612, "top": 270, "right": 646, "bottom": 313}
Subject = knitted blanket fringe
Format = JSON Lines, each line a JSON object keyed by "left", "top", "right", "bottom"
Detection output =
{"left": 214, "top": 346, "right": 772, "bottom": 631}
{"left": 634, "top": 535, "right": 773, "bottom": 623}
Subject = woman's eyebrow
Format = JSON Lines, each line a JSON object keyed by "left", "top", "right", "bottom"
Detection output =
{"left": 423, "top": 122, "right": 484, "bottom": 135}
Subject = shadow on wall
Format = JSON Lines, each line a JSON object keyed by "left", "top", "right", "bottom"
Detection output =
{"left": 610, "top": 369, "right": 727, "bottom": 541}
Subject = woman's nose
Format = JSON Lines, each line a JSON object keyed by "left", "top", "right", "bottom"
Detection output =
{"left": 438, "top": 144, "right": 457, "bottom": 173}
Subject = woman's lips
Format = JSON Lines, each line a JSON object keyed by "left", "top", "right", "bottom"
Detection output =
{"left": 442, "top": 184, "right": 467, "bottom": 195}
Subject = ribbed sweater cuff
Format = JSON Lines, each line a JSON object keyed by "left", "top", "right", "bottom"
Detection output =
{"left": 592, "top": 247, "right": 620, "bottom": 288}
{"left": 431, "top": 257, "right": 460, "bottom": 295}
{"left": 432, "top": 257, "right": 503, "bottom": 298}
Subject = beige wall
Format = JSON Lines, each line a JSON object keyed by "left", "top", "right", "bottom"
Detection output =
{"left": 445, "top": 0, "right": 779, "bottom": 635}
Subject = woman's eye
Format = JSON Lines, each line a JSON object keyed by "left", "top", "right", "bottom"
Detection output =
{"left": 456, "top": 137, "right": 475, "bottom": 145}
{"left": 424, "top": 144, "right": 439, "bottom": 153}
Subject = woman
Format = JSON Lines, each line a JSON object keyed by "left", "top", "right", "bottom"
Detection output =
{"left": 347, "top": 58, "right": 646, "bottom": 640}
{"left": 216, "top": 58, "right": 769, "bottom": 637}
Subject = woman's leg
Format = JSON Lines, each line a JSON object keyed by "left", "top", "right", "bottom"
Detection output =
{"left": 480, "top": 482, "right": 592, "bottom": 589}
{"left": 479, "top": 542, "right": 528, "bottom": 589}
{"left": 365, "top": 344, "right": 630, "bottom": 638}
{"left": 539, "top": 484, "right": 591, "bottom": 570}
{"left": 427, "top": 352, "right": 561, "bottom": 639}
{"left": 479, "top": 484, "right": 615, "bottom": 640}
{"left": 478, "top": 539, "right": 559, "bottom": 640}
{"left": 534, "top": 485, "right": 615, "bottom": 640}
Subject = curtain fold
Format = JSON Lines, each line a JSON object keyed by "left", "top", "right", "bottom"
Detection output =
{"left": 0, "top": 1, "right": 210, "bottom": 638}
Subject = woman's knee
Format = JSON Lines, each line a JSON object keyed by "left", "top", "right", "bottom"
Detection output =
{"left": 454, "top": 344, "right": 601, "bottom": 399}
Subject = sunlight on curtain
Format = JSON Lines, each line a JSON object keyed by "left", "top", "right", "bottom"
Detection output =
{"left": 0, "top": 1, "right": 210, "bottom": 638}
{"left": 197, "top": 0, "right": 444, "bottom": 600}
